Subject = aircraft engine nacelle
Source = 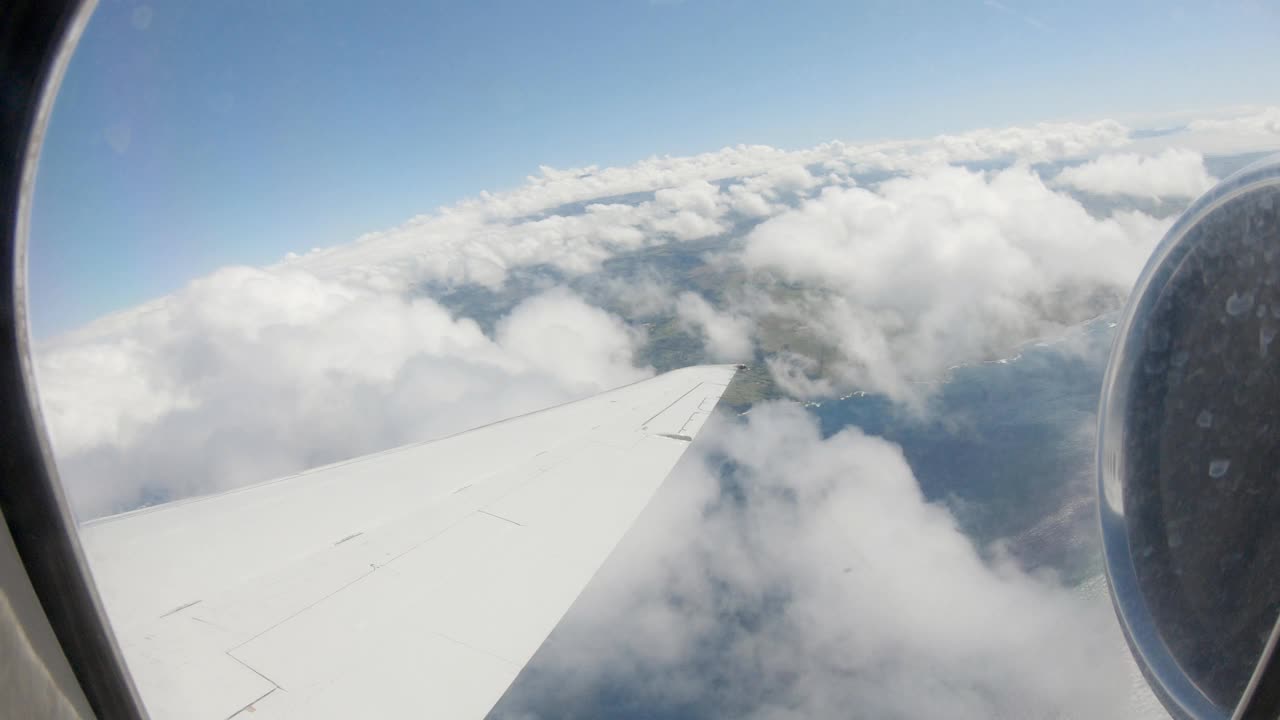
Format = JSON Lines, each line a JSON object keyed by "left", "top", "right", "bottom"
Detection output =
{"left": 1100, "top": 153, "right": 1280, "bottom": 720}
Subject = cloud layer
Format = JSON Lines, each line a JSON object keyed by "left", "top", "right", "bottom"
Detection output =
{"left": 1054, "top": 148, "right": 1218, "bottom": 198}
{"left": 35, "top": 109, "right": 1265, "bottom": 516}
{"left": 740, "top": 165, "right": 1168, "bottom": 404}
{"left": 492, "top": 405, "right": 1163, "bottom": 719}
{"left": 31, "top": 105, "right": 1268, "bottom": 718}
{"left": 39, "top": 271, "right": 648, "bottom": 518}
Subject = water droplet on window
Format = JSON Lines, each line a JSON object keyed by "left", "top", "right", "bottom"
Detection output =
{"left": 1226, "top": 291, "right": 1254, "bottom": 317}
{"left": 1234, "top": 383, "right": 1252, "bottom": 406}
{"left": 1196, "top": 410, "right": 1213, "bottom": 428}
{"left": 1209, "top": 458, "right": 1231, "bottom": 478}
{"left": 1262, "top": 326, "right": 1277, "bottom": 357}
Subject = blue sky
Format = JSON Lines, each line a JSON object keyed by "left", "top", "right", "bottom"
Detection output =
{"left": 29, "top": 0, "right": 1280, "bottom": 336}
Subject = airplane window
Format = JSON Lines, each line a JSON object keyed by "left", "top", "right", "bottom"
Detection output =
{"left": 13, "top": 1, "right": 1280, "bottom": 718}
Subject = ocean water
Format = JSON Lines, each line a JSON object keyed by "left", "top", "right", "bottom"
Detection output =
{"left": 806, "top": 313, "right": 1118, "bottom": 582}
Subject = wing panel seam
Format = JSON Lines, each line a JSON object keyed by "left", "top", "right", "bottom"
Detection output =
{"left": 477, "top": 509, "right": 523, "bottom": 527}
{"left": 225, "top": 650, "right": 284, "bottom": 692}
{"left": 640, "top": 382, "right": 704, "bottom": 428}
{"left": 225, "top": 688, "right": 277, "bottom": 720}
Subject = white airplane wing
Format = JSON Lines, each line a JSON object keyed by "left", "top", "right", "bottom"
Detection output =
{"left": 77, "top": 364, "right": 740, "bottom": 719}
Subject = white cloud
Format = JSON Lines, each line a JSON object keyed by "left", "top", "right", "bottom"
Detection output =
{"left": 592, "top": 271, "right": 678, "bottom": 317}
{"left": 675, "top": 292, "right": 754, "bottom": 361}
{"left": 290, "top": 180, "right": 730, "bottom": 296}
{"left": 283, "top": 117, "right": 1138, "bottom": 299}
{"left": 495, "top": 288, "right": 650, "bottom": 394}
{"left": 827, "top": 118, "right": 1131, "bottom": 177}
{"left": 1054, "top": 148, "right": 1217, "bottom": 198}
{"left": 765, "top": 351, "right": 839, "bottom": 399}
{"left": 1182, "top": 106, "right": 1280, "bottom": 155}
{"left": 725, "top": 183, "right": 776, "bottom": 218}
{"left": 1122, "top": 106, "right": 1280, "bottom": 157}
{"left": 752, "top": 163, "right": 819, "bottom": 195}
{"left": 740, "top": 165, "right": 1169, "bottom": 404}
{"left": 495, "top": 405, "right": 1163, "bottom": 719}
{"left": 36, "top": 110, "right": 1206, "bottom": 516}
{"left": 32, "top": 106, "right": 1224, "bottom": 716}
{"left": 927, "top": 119, "right": 1129, "bottom": 164}
{"left": 37, "top": 110, "right": 1182, "bottom": 517}
{"left": 1190, "top": 105, "right": 1280, "bottom": 137}
{"left": 36, "top": 271, "right": 648, "bottom": 518}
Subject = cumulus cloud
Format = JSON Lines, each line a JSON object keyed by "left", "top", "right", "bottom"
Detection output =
{"left": 1190, "top": 105, "right": 1280, "bottom": 137}
{"left": 282, "top": 116, "right": 1139, "bottom": 300}
{"left": 1121, "top": 106, "right": 1280, "bottom": 158}
{"left": 1182, "top": 106, "right": 1280, "bottom": 155}
{"left": 289, "top": 181, "right": 737, "bottom": 300}
{"left": 493, "top": 405, "right": 1162, "bottom": 719}
{"left": 31, "top": 106, "right": 1221, "bottom": 717}
{"left": 675, "top": 292, "right": 754, "bottom": 361}
{"left": 494, "top": 288, "right": 649, "bottom": 392}
{"left": 1054, "top": 148, "right": 1217, "bottom": 199}
{"left": 825, "top": 118, "right": 1131, "bottom": 178}
{"left": 725, "top": 183, "right": 776, "bottom": 218}
{"left": 590, "top": 271, "right": 679, "bottom": 318}
{"left": 37, "top": 270, "right": 648, "bottom": 518}
{"left": 650, "top": 180, "right": 730, "bottom": 239}
{"left": 739, "top": 165, "right": 1169, "bottom": 405}
{"left": 37, "top": 110, "right": 1188, "bottom": 517}
{"left": 927, "top": 119, "right": 1128, "bottom": 164}
{"left": 35, "top": 111, "right": 1195, "bottom": 517}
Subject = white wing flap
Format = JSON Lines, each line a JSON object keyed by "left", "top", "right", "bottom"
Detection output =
{"left": 78, "top": 365, "right": 739, "bottom": 719}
